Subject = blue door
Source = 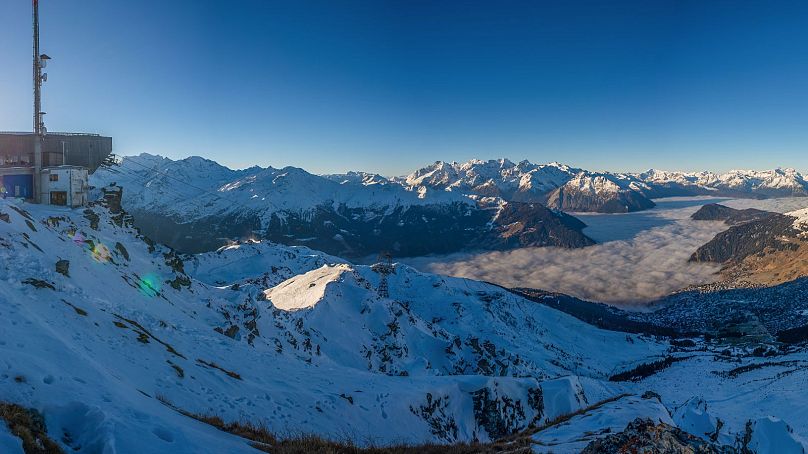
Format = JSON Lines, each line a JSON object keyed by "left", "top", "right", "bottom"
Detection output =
{"left": 1, "top": 174, "right": 33, "bottom": 198}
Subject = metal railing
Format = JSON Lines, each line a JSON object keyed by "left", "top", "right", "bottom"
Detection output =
{"left": 0, "top": 131, "right": 102, "bottom": 137}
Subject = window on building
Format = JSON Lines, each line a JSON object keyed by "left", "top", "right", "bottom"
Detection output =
{"left": 49, "top": 174, "right": 59, "bottom": 182}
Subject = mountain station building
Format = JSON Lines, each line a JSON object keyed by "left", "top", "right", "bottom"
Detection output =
{"left": 0, "top": 132, "right": 112, "bottom": 205}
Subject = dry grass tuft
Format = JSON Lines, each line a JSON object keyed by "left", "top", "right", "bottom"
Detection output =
{"left": 0, "top": 402, "right": 64, "bottom": 454}
{"left": 155, "top": 395, "right": 531, "bottom": 453}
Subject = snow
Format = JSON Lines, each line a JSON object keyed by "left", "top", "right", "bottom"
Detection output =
{"left": 0, "top": 196, "right": 665, "bottom": 451}
{"left": 0, "top": 423, "right": 23, "bottom": 454}
{"left": 184, "top": 240, "right": 346, "bottom": 287}
{"left": 672, "top": 397, "right": 726, "bottom": 444}
{"left": 786, "top": 207, "right": 808, "bottom": 232}
{"left": 263, "top": 264, "right": 346, "bottom": 310}
{"left": 629, "top": 351, "right": 808, "bottom": 449}
{"left": 403, "top": 159, "right": 808, "bottom": 201}
{"left": 531, "top": 394, "right": 674, "bottom": 453}
{"left": 2, "top": 193, "right": 808, "bottom": 452}
{"left": 539, "top": 376, "right": 589, "bottom": 420}
{"left": 748, "top": 417, "right": 808, "bottom": 454}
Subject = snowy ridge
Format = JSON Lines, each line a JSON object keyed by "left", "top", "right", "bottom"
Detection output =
{"left": 637, "top": 167, "right": 808, "bottom": 196}
{"left": 404, "top": 159, "right": 808, "bottom": 202}
{"left": 91, "top": 155, "right": 597, "bottom": 257}
{"left": 94, "top": 155, "right": 808, "bottom": 223}
{"left": 183, "top": 240, "right": 346, "bottom": 287}
{"left": 402, "top": 158, "right": 581, "bottom": 201}
{"left": 92, "top": 154, "right": 470, "bottom": 224}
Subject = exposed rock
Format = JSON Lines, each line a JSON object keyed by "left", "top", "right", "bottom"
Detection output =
{"left": 55, "top": 259, "right": 70, "bottom": 277}
{"left": 582, "top": 418, "right": 734, "bottom": 453}
{"left": 472, "top": 385, "right": 538, "bottom": 440}
{"left": 21, "top": 278, "right": 55, "bottom": 290}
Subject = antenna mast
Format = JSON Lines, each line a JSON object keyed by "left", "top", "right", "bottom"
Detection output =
{"left": 33, "top": 0, "right": 41, "bottom": 137}
{"left": 32, "top": 0, "right": 50, "bottom": 202}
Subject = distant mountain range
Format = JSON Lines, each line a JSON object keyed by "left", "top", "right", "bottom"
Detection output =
{"left": 402, "top": 159, "right": 808, "bottom": 212}
{"left": 91, "top": 154, "right": 807, "bottom": 256}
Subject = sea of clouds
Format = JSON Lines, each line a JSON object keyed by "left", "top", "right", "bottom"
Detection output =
{"left": 406, "top": 197, "right": 808, "bottom": 307}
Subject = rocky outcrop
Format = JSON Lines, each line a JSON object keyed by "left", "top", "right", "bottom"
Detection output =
{"left": 690, "top": 204, "right": 773, "bottom": 225}
{"left": 483, "top": 202, "right": 595, "bottom": 250}
{"left": 582, "top": 418, "right": 733, "bottom": 453}
{"left": 545, "top": 174, "right": 656, "bottom": 213}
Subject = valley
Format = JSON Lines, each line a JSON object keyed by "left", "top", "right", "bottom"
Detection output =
{"left": 4, "top": 1, "right": 808, "bottom": 451}
{"left": 0, "top": 173, "right": 807, "bottom": 452}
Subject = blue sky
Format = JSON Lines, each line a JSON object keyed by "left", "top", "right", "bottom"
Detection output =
{"left": 1, "top": 0, "right": 807, "bottom": 175}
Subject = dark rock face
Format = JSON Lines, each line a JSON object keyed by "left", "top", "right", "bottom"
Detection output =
{"left": 691, "top": 204, "right": 773, "bottom": 226}
{"left": 482, "top": 202, "right": 596, "bottom": 250}
{"left": 129, "top": 201, "right": 595, "bottom": 258}
{"left": 263, "top": 202, "right": 492, "bottom": 258}
{"left": 472, "top": 386, "right": 541, "bottom": 440}
{"left": 55, "top": 259, "right": 70, "bottom": 277}
{"left": 582, "top": 418, "right": 734, "bottom": 453}
{"left": 546, "top": 187, "right": 656, "bottom": 213}
{"left": 690, "top": 213, "right": 801, "bottom": 263}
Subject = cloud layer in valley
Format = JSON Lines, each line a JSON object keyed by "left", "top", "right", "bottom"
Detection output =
{"left": 406, "top": 197, "right": 808, "bottom": 306}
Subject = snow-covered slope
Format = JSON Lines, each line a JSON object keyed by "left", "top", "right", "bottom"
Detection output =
{"left": 183, "top": 240, "right": 346, "bottom": 287}
{"left": 0, "top": 195, "right": 651, "bottom": 451}
{"left": 1, "top": 195, "right": 807, "bottom": 452}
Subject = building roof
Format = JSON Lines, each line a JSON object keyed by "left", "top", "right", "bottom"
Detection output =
{"left": 0, "top": 132, "right": 104, "bottom": 137}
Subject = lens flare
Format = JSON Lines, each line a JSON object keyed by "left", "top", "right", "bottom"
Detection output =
{"left": 92, "top": 243, "right": 112, "bottom": 263}
{"left": 72, "top": 231, "right": 85, "bottom": 246}
{"left": 138, "top": 274, "right": 161, "bottom": 298}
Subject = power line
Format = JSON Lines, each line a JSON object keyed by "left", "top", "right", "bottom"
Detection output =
{"left": 101, "top": 161, "right": 195, "bottom": 201}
